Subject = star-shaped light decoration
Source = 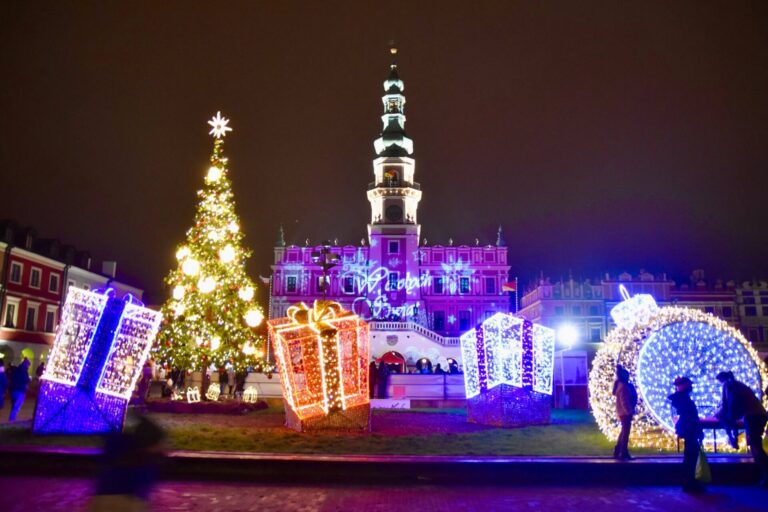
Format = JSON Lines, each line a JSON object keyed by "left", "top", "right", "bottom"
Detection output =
{"left": 208, "top": 111, "right": 233, "bottom": 139}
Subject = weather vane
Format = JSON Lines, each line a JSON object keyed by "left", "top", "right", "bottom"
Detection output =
{"left": 208, "top": 111, "right": 233, "bottom": 139}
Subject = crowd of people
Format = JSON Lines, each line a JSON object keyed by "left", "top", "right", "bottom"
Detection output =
{"left": 0, "top": 357, "right": 45, "bottom": 421}
{"left": 612, "top": 364, "right": 768, "bottom": 493}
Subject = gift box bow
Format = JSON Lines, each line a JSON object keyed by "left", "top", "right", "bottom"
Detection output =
{"left": 285, "top": 300, "right": 343, "bottom": 338}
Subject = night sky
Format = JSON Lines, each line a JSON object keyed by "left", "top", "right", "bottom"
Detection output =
{"left": 1, "top": 2, "right": 767, "bottom": 303}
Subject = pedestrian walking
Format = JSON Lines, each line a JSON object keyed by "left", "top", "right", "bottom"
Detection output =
{"left": 0, "top": 365, "right": 7, "bottom": 410}
{"left": 218, "top": 367, "right": 227, "bottom": 396}
{"left": 715, "top": 370, "right": 768, "bottom": 486}
{"left": 368, "top": 360, "right": 378, "bottom": 399}
{"left": 8, "top": 358, "right": 31, "bottom": 421}
{"left": 668, "top": 376, "right": 704, "bottom": 493}
{"left": 377, "top": 362, "right": 390, "bottom": 399}
{"left": 612, "top": 365, "right": 638, "bottom": 460}
{"left": 227, "top": 367, "right": 236, "bottom": 397}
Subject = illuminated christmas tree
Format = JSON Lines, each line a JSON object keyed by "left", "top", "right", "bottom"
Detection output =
{"left": 154, "top": 112, "right": 268, "bottom": 372}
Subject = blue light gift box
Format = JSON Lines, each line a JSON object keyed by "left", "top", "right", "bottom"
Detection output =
{"left": 460, "top": 313, "right": 555, "bottom": 427}
{"left": 33, "top": 288, "right": 162, "bottom": 434}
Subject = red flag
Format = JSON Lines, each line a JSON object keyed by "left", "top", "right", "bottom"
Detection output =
{"left": 502, "top": 281, "right": 517, "bottom": 292}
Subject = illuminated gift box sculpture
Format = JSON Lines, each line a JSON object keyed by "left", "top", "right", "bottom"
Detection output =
{"left": 34, "top": 288, "right": 162, "bottom": 434}
{"left": 267, "top": 300, "right": 370, "bottom": 432}
{"left": 461, "top": 313, "right": 555, "bottom": 427}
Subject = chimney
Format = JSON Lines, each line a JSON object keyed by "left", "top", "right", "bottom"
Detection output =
{"left": 102, "top": 261, "right": 117, "bottom": 278}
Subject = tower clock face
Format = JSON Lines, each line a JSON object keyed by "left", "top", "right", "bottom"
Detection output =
{"left": 385, "top": 204, "right": 403, "bottom": 222}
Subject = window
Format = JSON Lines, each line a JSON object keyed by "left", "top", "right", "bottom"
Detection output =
{"left": 316, "top": 275, "right": 328, "bottom": 293}
{"left": 343, "top": 276, "right": 354, "bottom": 294}
{"left": 9, "top": 262, "right": 22, "bottom": 284}
{"left": 589, "top": 305, "right": 599, "bottom": 316}
{"left": 49, "top": 274, "right": 60, "bottom": 293}
{"left": 745, "top": 306, "right": 757, "bottom": 317}
{"left": 555, "top": 306, "right": 564, "bottom": 316}
{"left": 485, "top": 277, "right": 496, "bottom": 294}
{"left": 45, "top": 310, "right": 56, "bottom": 332}
{"left": 4, "top": 303, "right": 17, "bottom": 328}
{"left": 388, "top": 240, "right": 400, "bottom": 254}
{"left": 744, "top": 297, "right": 756, "bottom": 305}
{"left": 590, "top": 327, "right": 602, "bottom": 342}
{"left": 722, "top": 306, "right": 733, "bottom": 317}
{"left": 433, "top": 311, "right": 445, "bottom": 331}
{"left": 572, "top": 306, "right": 581, "bottom": 316}
{"left": 763, "top": 306, "right": 768, "bottom": 317}
{"left": 286, "top": 276, "right": 297, "bottom": 293}
{"left": 483, "top": 252, "right": 495, "bottom": 263}
{"left": 459, "top": 277, "right": 470, "bottom": 294}
{"left": 25, "top": 305, "right": 38, "bottom": 331}
{"left": 705, "top": 307, "right": 714, "bottom": 314}
{"left": 434, "top": 277, "right": 444, "bottom": 294}
{"left": 459, "top": 310, "right": 471, "bottom": 331}
{"left": 30, "top": 268, "right": 41, "bottom": 288}
{"left": 388, "top": 272, "right": 399, "bottom": 291}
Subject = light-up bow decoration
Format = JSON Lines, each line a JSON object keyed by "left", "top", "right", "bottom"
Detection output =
{"left": 610, "top": 284, "right": 659, "bottom": 330}
{"left": 460, "top": 312, "right": 555, "bottom": 399}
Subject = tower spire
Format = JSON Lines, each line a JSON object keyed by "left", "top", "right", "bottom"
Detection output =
{"left": 374, "top": 47, "right": 413, "bottom": 157}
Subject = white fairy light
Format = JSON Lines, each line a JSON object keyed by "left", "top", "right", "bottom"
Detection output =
{"left": 206, "top": 166, "right": 223, "bottom": 182}
{"left": 238, "top": 286, "right": 254, "bottom": 301}
{"left": 244, "top": 308, "right": 264, "bottom": 327}
{"left": 172, "top": 285, "right": 185, "bottom": 300}
{"left": 176, "top": 246, "right": 190, "bottom": 261}
{"left": 219, "top": 245, "right": 236, "bottom": 263}
{"left": 182, "top": 259, "right": 200, "bottom": 276}
{"left": 198, "top": 276, "right": 216, "bottom": 294}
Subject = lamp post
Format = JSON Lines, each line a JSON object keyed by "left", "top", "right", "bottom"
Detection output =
{"left": 311, "top": 241, "right": 341, "bottom": 299}
{"left": 556, "top": 324, "right": 579, "bottom": 408}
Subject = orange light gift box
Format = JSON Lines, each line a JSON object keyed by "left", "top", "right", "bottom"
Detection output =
{"left": 267, "top": 300, "right": 371, "bottom": 432}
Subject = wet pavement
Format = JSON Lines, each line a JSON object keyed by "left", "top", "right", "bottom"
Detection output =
{"left": 0, "top": 477, "right": 765, "bottom": 511}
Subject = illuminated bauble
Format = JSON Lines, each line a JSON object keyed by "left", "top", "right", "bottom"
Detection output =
{"left": 174, "top": 304, "right": 186, "bottom": 317}
{"left": 195, "top": 336, "right": 204, "bottom": 346}
{"left": 207, "top": 166, "right": 222, "bottom": 182}
{"left": 219, "top": 245, "right": 236, "bottom": 263}
{"left": 242, "top": 342, "right": 256, "bottom": 355}
{"left": 210, "top": 336, "right": 221, "bottom": 351}
{"left": 176, "top": 246, "right": 191, "bottom": 261}
{"left": 244, "top": 308, "right": 264, "bottom": 327}
{"left": 238, "top": 286, "right": 254, "bottom": 301}
{"left": 198, "top": 276, "right": 216, "bottom": 294}
{"left": 227, "top": 221, "right": 239, "bottom": 233}
{"left": 172, "top": 285, "right": 185, "bottom": 300}
{"left": 182, "top": 259, "right": 200, "bottom": 276}
{"left": 208, "top": 230, "right": 221, "bottom": 242}
{"left": 590, "top": 287, "right": 768, "bottom": 449}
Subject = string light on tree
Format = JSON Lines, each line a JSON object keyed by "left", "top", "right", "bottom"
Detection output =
{"left": 154, "top": 113, "right": 269, "bottom": 373}
{"left": 589, "top": 286, "right": 768, "bottom": 449}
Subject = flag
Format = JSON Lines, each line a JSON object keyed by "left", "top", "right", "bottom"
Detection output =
{"left": 502, "top": 281, "right": 517, "bottom": 292}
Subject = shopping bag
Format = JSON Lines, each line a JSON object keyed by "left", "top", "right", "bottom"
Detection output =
{"left": 695, "top": 445, "right": 712, "bottom": 483}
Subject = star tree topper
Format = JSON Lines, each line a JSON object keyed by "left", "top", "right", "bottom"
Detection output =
{"left": 208, "top": 111, "right": 233, "bottom": 138}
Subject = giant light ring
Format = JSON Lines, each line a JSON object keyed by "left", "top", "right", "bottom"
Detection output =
{"left": 589, "top": 298, "right": 768, "bottom": 450}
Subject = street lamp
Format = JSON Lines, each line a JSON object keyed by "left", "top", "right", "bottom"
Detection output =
{"left": 311, "top": 241, "right": 341, "bottom": 299}
{"left": 556, "top": 324, "right": 580, "bottom": 408}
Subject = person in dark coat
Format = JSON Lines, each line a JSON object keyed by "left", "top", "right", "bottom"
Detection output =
{"left": 368, "top": 360, "right": 378, "bottom": 399}
{"left": 612, "top": 365, "right": 638, "bottom": 460}
{"left": 668, "top": 376, "right": 704, "bottom": 493}
{"left": 377, "top": 362, "right": 390, "bottom": 399}
{"left": 0, "top": 365, "right": 7, "bottom": 410}
{"left": 8, "top": 358, "right": 31, "bottom": 421}
{"left": 716, "top": 371, "right": 768, "bottom": 485}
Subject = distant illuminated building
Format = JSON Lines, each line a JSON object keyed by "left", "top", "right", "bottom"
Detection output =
{"left": 269, "top": 51, "right": 514, "bottom": 367}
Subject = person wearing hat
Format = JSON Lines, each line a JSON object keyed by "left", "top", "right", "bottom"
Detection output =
{"left": 715, "top": 370, "right": 768, "bottom": 486}
{"left": 668, "top": 376, "right": 704, "bottom": 493}
{"left": 612, "top": 365, "right": 638, "bottom": 460}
